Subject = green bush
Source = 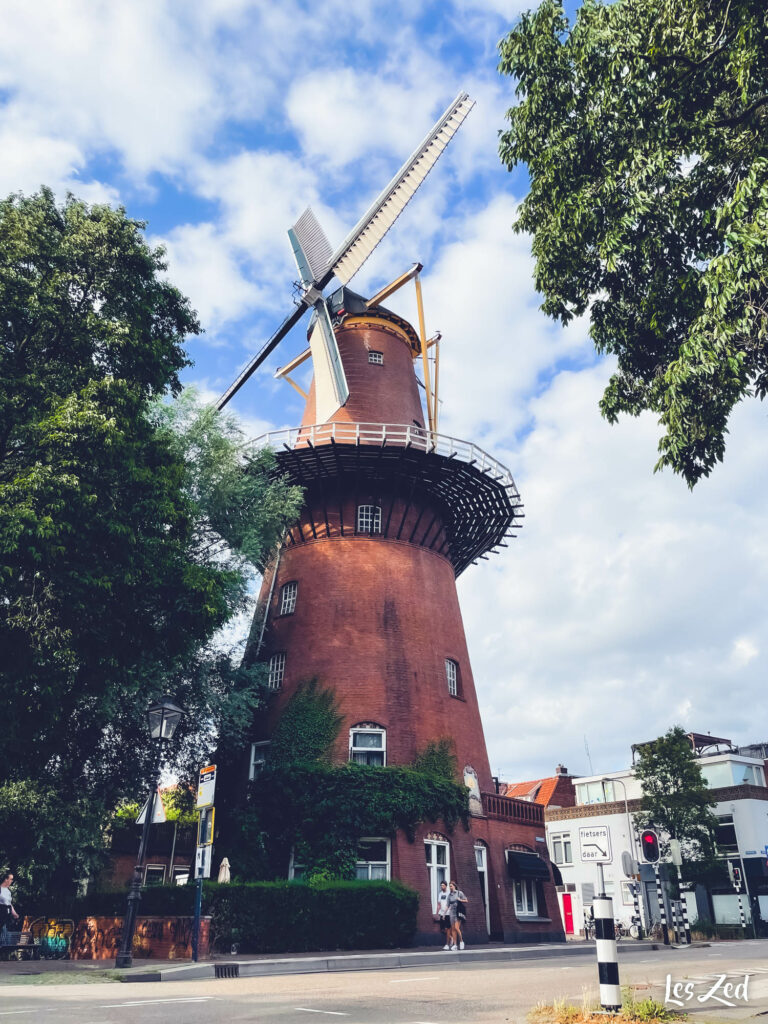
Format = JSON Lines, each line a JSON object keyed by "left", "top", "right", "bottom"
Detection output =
{"left": 72, "top": 879, "right": 419, "bottom": 953}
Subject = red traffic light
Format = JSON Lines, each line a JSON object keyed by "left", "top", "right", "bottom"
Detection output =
{"left": 640, "top": 829, "right": 660, "bottom": 863}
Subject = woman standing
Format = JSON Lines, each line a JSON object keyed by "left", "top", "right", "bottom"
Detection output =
{"left": 0, "top": 872, "right": 19, "bottom": 935}
{"left": 446, "top": 879, "right": 468, "bottom": 950}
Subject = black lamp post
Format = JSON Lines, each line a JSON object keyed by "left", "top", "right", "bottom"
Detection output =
{"left": 115, "top": 696, "right": 185, "bottom": 969}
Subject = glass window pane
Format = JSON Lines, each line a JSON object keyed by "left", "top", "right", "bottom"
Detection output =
{"left": 353, "top": 732, "right": 382, "bottom": 748}
{"left": 370, "top": 865, "right": 387, "bottom": 880}
{"left": 355, "top": 865, "right": 368, "bottom": 880}
{"left": 436, "top": 846, "right": 447, "bottom": 865}
{"left": 564, "top": 839, "right": 572, "bottom": 862}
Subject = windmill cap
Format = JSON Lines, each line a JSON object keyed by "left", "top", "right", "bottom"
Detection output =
{"left": 311, "top": 285, "right": 420, "bottom": 353}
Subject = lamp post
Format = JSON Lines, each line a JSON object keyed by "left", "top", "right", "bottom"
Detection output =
{"left": 115, "top": 696, "right": 185, "bottom": 969}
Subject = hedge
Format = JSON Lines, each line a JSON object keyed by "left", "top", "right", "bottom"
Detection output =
{"left": 72, "top": 879, "right": 419, "bottom": 953}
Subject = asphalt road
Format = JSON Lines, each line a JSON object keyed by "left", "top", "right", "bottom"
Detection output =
{"left": 1, "top": 941, "right": 767, "bottom": 1023}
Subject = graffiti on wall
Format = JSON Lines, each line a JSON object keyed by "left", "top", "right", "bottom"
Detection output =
{"left": 71, "top": 916, "right": 210, "bottom": 960}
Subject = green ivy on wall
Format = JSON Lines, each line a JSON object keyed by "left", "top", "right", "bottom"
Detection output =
{"left": 228, "top": 681, "right": 470, "bottom": 881}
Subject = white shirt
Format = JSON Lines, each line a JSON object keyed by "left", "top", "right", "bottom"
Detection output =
{"left": 0, "top": 887, "right": 12, "bottom": 907}
{"left": 436, "top": 891, "right": 449, "bottom": 915}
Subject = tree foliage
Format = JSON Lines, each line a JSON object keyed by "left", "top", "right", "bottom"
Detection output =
{"left": 633, "top": 725, "right": 718, "bottom": 860}
{"left": 0, "top": 189, "right": 302, "bottom": 899}
{"left": 499, "top": 0, "right": 768, "bottom": 485}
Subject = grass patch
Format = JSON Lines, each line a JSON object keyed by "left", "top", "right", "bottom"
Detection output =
{"left": 0, "top": 970, "right": 122, "bottom": 985}
{"left": 529, "top": 986, "right": 684, "bottom": 1024}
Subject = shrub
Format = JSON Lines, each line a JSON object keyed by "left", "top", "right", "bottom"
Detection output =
{"left": 71, "top": 879, "right": 419, "bottom": 953}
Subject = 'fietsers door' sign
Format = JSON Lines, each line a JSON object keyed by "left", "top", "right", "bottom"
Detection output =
{"left": 579, "top": 825, "right": 612, "bottom": 863}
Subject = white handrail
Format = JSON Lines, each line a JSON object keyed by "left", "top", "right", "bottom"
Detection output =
{"left": 247, "top": 422, "right": 520, "bottom": 496}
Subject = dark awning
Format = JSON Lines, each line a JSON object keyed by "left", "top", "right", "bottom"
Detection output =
{"left": 506, "top": 852, "right": 550, "bottom": 880}
{"left": 551, "top": 862, "right": 563, "bottom": 886}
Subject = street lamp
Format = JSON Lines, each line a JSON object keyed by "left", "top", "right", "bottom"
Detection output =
{"left": 115, "top": 696, "right": 186, "bottom": 969}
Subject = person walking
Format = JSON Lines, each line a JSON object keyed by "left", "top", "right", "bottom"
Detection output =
{"left": 0, "top": 872, "right": 19, "bottom": 936}
{"left": 447, "top": 879, "right": 468, "bottom": 950}
{"left": 435, "top": 880, "right": 451, "bottom": 949}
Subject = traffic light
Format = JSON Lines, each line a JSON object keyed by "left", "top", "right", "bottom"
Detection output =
{"left": 640, "top": 829, "right": 660, "bottom": 863}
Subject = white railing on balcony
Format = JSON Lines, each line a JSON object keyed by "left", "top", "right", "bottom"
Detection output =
{"left": 247, "top": 422, "right": 519, "bottom": 494}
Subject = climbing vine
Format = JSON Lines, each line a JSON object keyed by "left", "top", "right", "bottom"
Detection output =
{"left": 232, "top": 682, "right": 470, "bottom": 881}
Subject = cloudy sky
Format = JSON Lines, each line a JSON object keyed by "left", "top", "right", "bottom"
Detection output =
{"left": 3, "top": 0, "right": 766, "bottom": 783}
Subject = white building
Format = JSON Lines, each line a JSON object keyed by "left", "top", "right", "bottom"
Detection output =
{"left": 544, "top": 733, "right": 768, "bottom": 936}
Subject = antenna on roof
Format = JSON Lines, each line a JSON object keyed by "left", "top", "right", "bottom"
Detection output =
{"left": 215, "top": 91, "right": 475, "bottom": 417}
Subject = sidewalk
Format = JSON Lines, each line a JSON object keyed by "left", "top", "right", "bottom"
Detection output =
{"left": 0, "top": 939, "right": 667, "bottom": 985}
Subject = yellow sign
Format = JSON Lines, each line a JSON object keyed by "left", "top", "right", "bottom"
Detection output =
{"left": 196, "top": 764, "right": 216, "bottom": 809}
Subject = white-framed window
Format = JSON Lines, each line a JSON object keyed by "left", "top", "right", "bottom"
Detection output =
{"left": 350, "top": 724, "right": 386, "bottom": 766}
{"left": 514, "top": 879, "right": 537, "bottom": 916}
{"left": 249, "top": 741, "right": 270, "bottom": 780}
{"left": 550, "top": 832, "right": 573, "bottom": 866}
{"left": 280, "top": 581, "right": 297, "bottom": 615}
{"left": 445, "top": 658, "right": 458, "bottom": 697}
{"left": 355, "top": 838, "right": 390, "bottom": 880}
{"left": 357, "top": 504, "right": 382, "bottom": 534}
{"left": 368, "top": 350, "right": 384, "bottom": 365}
{"left": 144, "top": 864, "right": 166, "bottom": 885}
{"left": 267, "top": 652, "right": 286, "bottom": 690}
{"left": 172, "top": 866, "right": 189, "bottom": 886}
{"left": 425, "top": 837, "right": 450, "bottom": 909}
{"left": 575, "top": 780, "right": 615, "bottom": 805}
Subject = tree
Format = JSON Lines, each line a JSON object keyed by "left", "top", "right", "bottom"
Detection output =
{"left": 632, "top": 726, "right": 718, "bottom": 861}
{"left": 0, "top": 189, "right": 302, "bottom": 899}
{"left": 498, "top": 0, "right": 768, "bottom": 485}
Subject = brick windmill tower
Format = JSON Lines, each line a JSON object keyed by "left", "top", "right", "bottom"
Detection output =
{"left": 217, "top": 94, "right": 562, "bottom": 944}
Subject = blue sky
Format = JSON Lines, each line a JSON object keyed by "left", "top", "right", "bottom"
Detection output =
{"left": 3, "top": 0, "right": 767, "bottom": 783}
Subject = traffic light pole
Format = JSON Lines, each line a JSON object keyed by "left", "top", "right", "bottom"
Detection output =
{"left": 653, "top": 862, "right": 670, "bottom": 945}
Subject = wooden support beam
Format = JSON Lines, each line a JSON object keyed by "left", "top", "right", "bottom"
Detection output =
{"left": 367, "top": 263, "right": 422, "bottom": 308}
{"left": 414, "top": 272, "right": 434, "bottom": 432}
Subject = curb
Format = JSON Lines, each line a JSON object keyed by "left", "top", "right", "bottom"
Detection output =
{"left": 122, "top": 940, "right": 667, "bottom": 983}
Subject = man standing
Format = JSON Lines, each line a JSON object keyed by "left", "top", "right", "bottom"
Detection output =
{"left": 435, "top": 880, "right": 450, "bottom": 949}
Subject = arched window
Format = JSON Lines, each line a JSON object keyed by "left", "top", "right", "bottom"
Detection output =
{"left": 267, "top": 652, "right": 286, "bottom": 690}
{"left": 349, "top": 723, "right": 386, "bottom": 765}
{"left": 279, "top": 581, "right": 297, "bottom": 615}
{"left": 357, "top": 505, "right": 382, "bottom": 534}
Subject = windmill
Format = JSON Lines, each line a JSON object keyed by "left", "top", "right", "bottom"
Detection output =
{"left": 215, "top": 91, "right": 475, "bottom": 423}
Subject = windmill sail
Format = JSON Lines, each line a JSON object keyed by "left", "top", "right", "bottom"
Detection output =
{"left": 215, "top": 91, "right": 474, "bottom": 411}
{"left": 308, "top": 299, "right": 349, "bottom": 422}
{"left": 325, "top": 91, "right": 475, "bottom": 287}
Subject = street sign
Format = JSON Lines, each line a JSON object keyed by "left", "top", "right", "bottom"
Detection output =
{"left": 579, "top": 825, "right": 612, "bottom": 863}
{"left": 195, "top": 844, "right": 212, "bottom": 879}
{"left": 136, "top": 789, "right": 166, "bottom": 824}
{"left": 198, "top": 806, "right": 215, "bottom": 847}
{"left": 196, "top": 764, "right": 217, "bottom": 809}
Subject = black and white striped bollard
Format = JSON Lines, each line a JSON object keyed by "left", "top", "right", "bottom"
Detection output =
{"left": 735, "top": 882, "right": 748, "bottom": 935}
{"left": 653, "top": 863, "right": 670, "bottom": 945}
{"left": 630, "top": 882, "right": 643, "bottom": 939}
{"left": 679, "top": 895, "right": 691, "bottom": 945}
{"left": 593, "top": 893, "right": 621, "bottom": 1011}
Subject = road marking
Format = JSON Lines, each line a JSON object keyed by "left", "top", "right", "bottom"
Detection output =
{"left": 390, "top": 976, "right": 440, "bottom": 983}
{"left": 295, "top": 1011, "right": 349, "bottom": 1017}
{"left": 101, "top": 998, "right": 212, "bottom": 1008}
{"left": 560, "top": 967, "right": 573, "bottom": 970}
{"left": 708, "top": 953, "right": 723, "bottom": 957}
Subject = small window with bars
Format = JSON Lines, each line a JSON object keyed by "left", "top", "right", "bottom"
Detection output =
{"left": 445, "top": 658, "right": 459, "bottom": 697}
{"left": 267, "top": 652, "right": 286, "bottom": 690}
{"left": 357, "top": 504, "right": 382, "bottom": 534}
{"left": 368, "top": 350, "right": 384, "bottom": 365}
{"left": 280, "top": 581, "right": 297, "bottom": 615}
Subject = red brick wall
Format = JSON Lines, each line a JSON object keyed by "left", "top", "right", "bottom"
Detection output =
{"left": 259, "top": 536, "right": 493, "bottom": 791}
{"left": 71, "top": 916, "right": 210, "bottom": 960}
{"left": 301, "top": 317, "right": 424, "bottom": 429}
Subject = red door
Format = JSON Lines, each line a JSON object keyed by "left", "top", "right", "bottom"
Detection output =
{"left": 562, "top": 893, "right": 574, "bottom": 935}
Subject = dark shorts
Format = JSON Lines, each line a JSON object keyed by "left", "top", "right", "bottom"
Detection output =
{"left": 439, "top": 915, "right": 450, "bottom": 931}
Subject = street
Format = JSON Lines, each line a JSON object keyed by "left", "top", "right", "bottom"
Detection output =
{"left": 1, "top": 942, "right": 767, "bottom": 1023}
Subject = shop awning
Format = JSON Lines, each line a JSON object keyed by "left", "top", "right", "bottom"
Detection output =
{"left": 506, "top": 851, "right": 550, "bottom": 880}
{"left": 551, "top": 862, "right": 563, "bottom": 886}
